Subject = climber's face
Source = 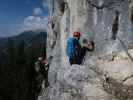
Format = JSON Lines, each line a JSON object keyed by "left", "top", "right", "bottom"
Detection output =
{"left": 73, "top": 36, "right": 80, "bottom": 40}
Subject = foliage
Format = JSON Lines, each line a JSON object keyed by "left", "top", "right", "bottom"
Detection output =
{"left": 0, "top": 31, "right": 46, "bottom": 100}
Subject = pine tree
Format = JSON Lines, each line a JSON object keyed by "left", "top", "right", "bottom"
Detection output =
{"left": 15, "top": 40, "right": 28, "bottom": 100}
{"left": 16, "top": 40, "right": 26, "bottom": 66}
{"left": 6, "top": 38, "right": 17, "bottom": 84}
{"left": 6, "top": 38, "right": 18, "bottom": 100}
{"left": 7, "top": 38, "right": 17, "bottom": 68}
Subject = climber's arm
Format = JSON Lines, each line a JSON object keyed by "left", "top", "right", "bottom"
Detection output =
{"left": 82, "top": 41, "right": 95, "bottom": 51}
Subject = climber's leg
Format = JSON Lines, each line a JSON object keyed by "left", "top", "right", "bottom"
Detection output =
{"left": 76, "top": 56, "right": 82, "bottom": 65}
{"left": 44, "top": 72, "right": 49, "bottom": 87}
{"left": 34, "top": 80, "right": 41, "bottom": 100}
{"left": 76, "top": 47, "right": 83, "bottom": 65}
{"left": 69, "top": 57, "right": 73, "bottom": 65}
{"left": 79, "top": 47, "right": 87, "bottom": 64}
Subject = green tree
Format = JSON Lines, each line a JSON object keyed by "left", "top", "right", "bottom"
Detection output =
{"left": 6, "top": 38, "right": 18, "bottom": 100}
{"left": 16, "top": 40, "right": 26, "bottom": 66}
{"left": 7, "top": 38, "right": 17, "bottom": 68}
{"left": 6, "top": 38, "right": 17, "bottom": 84}
{"left": 15, "top": 40, "right": 28, "bottom": 100}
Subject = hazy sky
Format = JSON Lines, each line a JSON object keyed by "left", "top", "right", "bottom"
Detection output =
{"left": 0, "top": 0, "right": 48, "bottom": 37}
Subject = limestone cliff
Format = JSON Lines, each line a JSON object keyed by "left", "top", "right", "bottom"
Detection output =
{"left": 39, "top": 0, "right": 133, "bottom": 100}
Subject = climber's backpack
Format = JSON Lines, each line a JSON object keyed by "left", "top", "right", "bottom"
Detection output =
{"left": 66, "top": 37, "right": 74, "bottom": 58}
{"left": 66, "top": 37, "right": 82, "bottom": 64}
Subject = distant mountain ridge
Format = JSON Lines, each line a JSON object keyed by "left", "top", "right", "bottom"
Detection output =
{"left": 0, "top": 30, "right": 47, "bottom": 63}
{"left": 0, "top": 30, "right": 47, "bottom": 49}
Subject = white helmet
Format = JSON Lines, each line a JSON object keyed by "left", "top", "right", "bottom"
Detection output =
{"left": 38, "top": 57, "right": 43, "bottom": 61}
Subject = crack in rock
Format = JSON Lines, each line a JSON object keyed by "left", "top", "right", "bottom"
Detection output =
{"left": 87, "top": 0, "right": 125, "bottom": 10}
{"left": 122, "top": 74, "right": 133, "bottom": 82}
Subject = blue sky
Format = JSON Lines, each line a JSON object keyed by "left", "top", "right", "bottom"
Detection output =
{"left": 0, "top": 0, "right": 48, "bottom": 37}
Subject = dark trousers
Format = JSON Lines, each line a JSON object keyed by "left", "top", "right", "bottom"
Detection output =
{"left": 69, "top": 47, "right": 88, "bottom": 65}
{"left": 43, "top": 71, "right": 49, "bottom": 87}
{"left": 69, "top": 56, "right": 82, "bottom": 65}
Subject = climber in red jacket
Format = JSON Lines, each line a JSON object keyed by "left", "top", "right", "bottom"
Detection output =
{"left": 41, "top": 57, "right": 49, "bottom": 87}
{"left": 34, "top": 56, "right": 49, "bottom": 99}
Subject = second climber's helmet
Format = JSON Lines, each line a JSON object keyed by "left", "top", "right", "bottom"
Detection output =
{"left": 38, "top": 57, "right": 43, "bottom": 61}
{"left": 73, "top": 32, "right": 80, "bottom": 37}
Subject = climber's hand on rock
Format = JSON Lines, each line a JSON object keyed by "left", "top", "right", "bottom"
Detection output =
{"left": 83, "top": 42, "right": 92, "bottom": 49}
{"left": 87, "top": 42, "right": 93, "bottom": 49}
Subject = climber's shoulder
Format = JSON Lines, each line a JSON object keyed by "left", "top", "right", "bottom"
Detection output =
{"left": 67, "top": 36, "right": 73, "bottom": 40}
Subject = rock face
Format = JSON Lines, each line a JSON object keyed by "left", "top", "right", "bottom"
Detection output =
{"left": 39, "top": 0, "right": 133, "bottom": 100}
